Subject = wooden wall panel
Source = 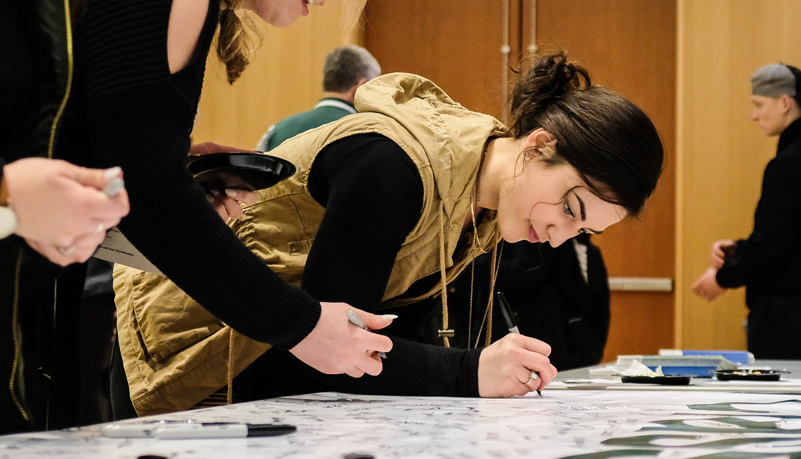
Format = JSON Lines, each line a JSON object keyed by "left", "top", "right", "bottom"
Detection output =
{"left": 677, "top": 0, "right": 801, "bottom": 349}
{"left": 189, "top": 0, "right": 801, "bottom": 362}
{"left": 363, "top": 0, "right": 512, "bottom": 119}
{"left": 192, "top": 5, "right": 357, "bottom": 149}
{"left": 532, "top": 0, "right": 677, "bottom": 362}
{"left": 364, "top": 1, "right": 677, "bottom": 363}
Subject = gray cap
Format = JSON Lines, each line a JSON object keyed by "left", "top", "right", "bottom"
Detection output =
{"left": 751, "top": 63, "right": 797, "bottom": 98}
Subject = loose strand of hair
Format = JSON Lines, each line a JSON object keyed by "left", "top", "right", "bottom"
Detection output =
{"left": 218, "top": 1, "right": 261, "bottom": 85}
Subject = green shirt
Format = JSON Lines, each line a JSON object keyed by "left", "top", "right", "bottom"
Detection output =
{"left": 257, "top": 98, "right": 357, "bottom": 151}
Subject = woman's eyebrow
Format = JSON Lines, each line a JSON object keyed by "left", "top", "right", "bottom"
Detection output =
{"left": 575, "top": 192, "right": 603, "bottom": 234}
{"left": 576, "top": 192, "right": 586, "bottom": 221}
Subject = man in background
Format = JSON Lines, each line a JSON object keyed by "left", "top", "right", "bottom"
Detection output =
{"left": 693, "top": 63, "right": 801, "bottom": 359}
{"left": 257, "top": 45, "right": 381, "bottom": 151}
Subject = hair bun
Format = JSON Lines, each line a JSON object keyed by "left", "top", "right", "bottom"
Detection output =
{"left": 510, "top": 51, "right": 590, "bottom": 134}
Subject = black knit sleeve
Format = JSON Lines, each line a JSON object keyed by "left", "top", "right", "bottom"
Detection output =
{"left": 301, "top": 134, "right": 481, "bottom": 396}
{"left": 68, "top": 0, "right": 320, "bottom": 349}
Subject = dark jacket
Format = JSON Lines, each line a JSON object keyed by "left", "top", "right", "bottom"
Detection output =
{"left": 716, "top": 117, "right": 801, "bottom": 299}
{"left": 412, "top": 235, "right": 611, "bottom": 371}
{"left": 0, "top": 0, "right": 78, "bottom": 433}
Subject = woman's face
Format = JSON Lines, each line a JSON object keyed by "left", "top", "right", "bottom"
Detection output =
{"left": 496, "top": 161, "right": 627, "bottom": 248}
{"left": 243, "top": 0, "right": 325, "bottom": 27}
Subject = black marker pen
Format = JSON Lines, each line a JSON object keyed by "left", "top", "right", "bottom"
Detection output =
{"left": 154, "top": 422, "right": 296, "bottom": 439}
{"left": 496, "top": 291, "right": 541, "bottom": 396}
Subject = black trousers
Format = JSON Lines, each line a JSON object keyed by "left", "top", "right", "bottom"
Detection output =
{"left": 109, "top": 338, "right": 138, "bottom": 420}
{"left": 747, "top": 292, "right": 801, "bottom": 359}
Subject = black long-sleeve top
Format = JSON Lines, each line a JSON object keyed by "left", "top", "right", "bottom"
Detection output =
{"left": 299, "top": 134, "right": 481, "bottom": 396}
{"left": 58, "top": 0, "right": 319, "bottom": 350}
{"left": 716, "top": 117, "right": 801, "bottom": 295}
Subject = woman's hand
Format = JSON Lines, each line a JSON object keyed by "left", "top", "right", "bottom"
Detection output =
{"left": 710, "top": 239, "right": 736, "bottom": 269}
{"left": 692, "top": 267, "right": 726, "bottom": 301}
{"left": 290, "top": 302, "right": 394, "bottom": 378}
{"left": 3, "top": 158, "right": 129, "bottom": 265}
{"left": 190, "top": 142, "right": 259, "bottom": 220}
{"left": 477, "top": 333, "right": 558, "bottom": 397}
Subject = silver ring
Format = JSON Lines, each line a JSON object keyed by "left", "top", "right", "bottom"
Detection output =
{"left": 57, "top": 246, "right": 75, "bottom": 256}
{"left": 530, "top": 371, "right": 539, "bottom": 381}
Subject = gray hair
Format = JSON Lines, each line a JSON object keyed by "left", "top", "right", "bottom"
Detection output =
{"left": 322, "top": 45, "right": 381, "bottom": 93}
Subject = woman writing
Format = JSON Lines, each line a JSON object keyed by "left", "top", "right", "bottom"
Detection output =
{"left": 114, "top": 52, "right": 664, "bottom": 416}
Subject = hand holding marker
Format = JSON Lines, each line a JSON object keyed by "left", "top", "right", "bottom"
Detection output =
{"left": 496, "top": 291, "right": 542, "bottom": 396}
{"left": 347, "top": 310, "right": 395, "bottom": 359}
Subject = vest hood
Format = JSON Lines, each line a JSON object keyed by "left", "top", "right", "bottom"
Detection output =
{"left": 355, "top": 73, "right": 508, "bottom": 220}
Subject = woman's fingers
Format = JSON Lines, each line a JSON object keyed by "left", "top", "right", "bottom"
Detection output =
{"left": 478, "top": 333, "right": 557, "bottom": 397}
{"left": 290, "top": 302, "right": 393, "bottom": 377}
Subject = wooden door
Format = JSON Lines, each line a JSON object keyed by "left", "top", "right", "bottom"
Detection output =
{"left": 364, "top": 0, "right": 677, "bottom": 362}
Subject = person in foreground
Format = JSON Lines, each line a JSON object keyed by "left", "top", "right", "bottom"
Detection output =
{"left": 58, "top": 0, "right": 394, "bottom": 422}
{"left": 1, "top": 0, "right": 131, "bottom": 432}
{"left": 114, "top": 51, "right": 664, "bottom": 416}
{"left": 693, "top": 62, "right": 801, "bottom": 359}
{"left": 257, "top": 44, "right": 381, "bottom": 151}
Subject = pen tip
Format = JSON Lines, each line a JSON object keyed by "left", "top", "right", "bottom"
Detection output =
{"left": 537, "top": 390, "right": 542, "bottom": 396}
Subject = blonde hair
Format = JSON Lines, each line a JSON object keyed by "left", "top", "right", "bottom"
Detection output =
{"left": 218, "top": 0, "right": 368, "bottom": 85}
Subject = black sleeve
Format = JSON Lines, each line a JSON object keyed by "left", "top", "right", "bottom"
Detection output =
{"left": 301, "top": 134, "right": 481, "bottom": 396}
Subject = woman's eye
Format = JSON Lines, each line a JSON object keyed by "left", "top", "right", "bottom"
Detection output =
{"left": 563, "top": 200, "right": 575, "bottom": 217}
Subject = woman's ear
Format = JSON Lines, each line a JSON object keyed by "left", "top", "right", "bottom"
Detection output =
{"left": 524, "top": 128, "right": 557, "bottom": 159}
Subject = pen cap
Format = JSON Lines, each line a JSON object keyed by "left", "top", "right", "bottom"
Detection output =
{"left": 247, "top": 424, "right": 297, "bottom": 437}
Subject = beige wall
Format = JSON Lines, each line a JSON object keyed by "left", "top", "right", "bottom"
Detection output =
{"left": 192, "top": 1, "right": 801, "bottom": 353}
{"left": 192, "top": 5, "right": 359, "bottom": 149}
{"left": 676, "top": 0, "right": 801, "bottom": 349}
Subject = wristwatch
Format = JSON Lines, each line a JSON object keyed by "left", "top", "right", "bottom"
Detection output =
{"left": 0, "top": 205, "right": 17, "bottom": 239}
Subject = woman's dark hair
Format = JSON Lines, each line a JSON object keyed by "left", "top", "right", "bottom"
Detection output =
{"left": 509, "top": 51, "right": 664, "bottom": 217}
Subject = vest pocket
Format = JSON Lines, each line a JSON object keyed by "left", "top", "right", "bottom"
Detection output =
{"left": 129, "top": 271, "right": 222, "bottom": 362}
{"left": 288, "top": 239, "right": 313, "bottom": 254}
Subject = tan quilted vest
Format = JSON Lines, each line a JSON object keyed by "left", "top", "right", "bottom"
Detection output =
{"left": 113, "top": 73, "right": 508, "bottom": 415}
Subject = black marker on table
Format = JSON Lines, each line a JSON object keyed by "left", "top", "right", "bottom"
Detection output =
{"left": 100, "top": 421, "right": 295, "bottom": 439}
{"left": 496, "top": 291, "right": 541, "bottom": 396}
{"left": 154, "top": 422, "right": 295, "bottom": 439}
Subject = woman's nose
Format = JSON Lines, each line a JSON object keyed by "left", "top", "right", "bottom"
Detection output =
{"left": 548, "top": 232, "right": 571, "bottom": 248}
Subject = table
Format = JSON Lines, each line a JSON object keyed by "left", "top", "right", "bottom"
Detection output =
{"left": 1, "top": 361, "right": 800, "bottom": 458}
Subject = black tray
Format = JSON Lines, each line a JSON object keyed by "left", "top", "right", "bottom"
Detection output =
{"left": 713, "top": 369, "right": 786, "bottom": 381}
{"left": 187, "top": 152, "right": 296, "bottom": 192}
{"left": 621, "top": 375, "right": 693, "bottom": 385}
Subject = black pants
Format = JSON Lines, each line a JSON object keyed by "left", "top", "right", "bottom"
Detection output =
{"left": 747, "top": 292, "right": 801, "bottom": 359}
{"left": 109, "top": 338, "right": 138, "bottom": 420}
